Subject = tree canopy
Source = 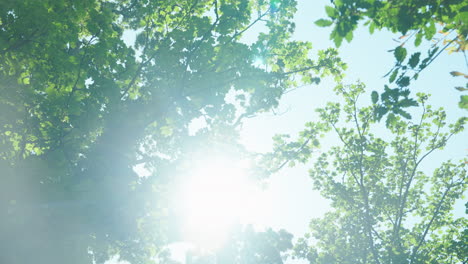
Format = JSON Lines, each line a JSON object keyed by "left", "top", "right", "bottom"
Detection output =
{"left": 0, "top": 0, "right": 346, "bottom": 263}
{"left": 285, "top": 84, "right": 467, "bottom": 263}
{"left": 316, "top": 0, "right": 468, "bottom": 110}
{"left": 0, "top": 1, "right": 466, "bottom": 264}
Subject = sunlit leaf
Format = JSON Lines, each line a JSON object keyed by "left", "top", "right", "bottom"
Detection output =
{"left": 315, "top": 19, "right": 333, "bottom": 27}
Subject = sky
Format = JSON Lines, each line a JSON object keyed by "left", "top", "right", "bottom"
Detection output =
{"left": 238, "top": 1, "right": 467, "bottom": 263}
{"left": 117, "top": 1, "right": 467, "bottom": 263}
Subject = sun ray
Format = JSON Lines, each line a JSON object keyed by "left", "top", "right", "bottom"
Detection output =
{"left": 175, "top": 156, "right": 263, "bottom": 251}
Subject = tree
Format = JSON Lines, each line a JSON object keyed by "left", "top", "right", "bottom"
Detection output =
{"left": 315, "top": 0, "right": 468, "bottom": 110}
{"left": 172, "top": 225, "right": 293, "bottom": 264}
{"left": 0, "top": 0, "right": 346, "bottom": 263}
{"left": 214, "top": 226, "right": 292, "bottom": 264}
{"left": 280, "top": 83, "right": 467, "bottom": 263}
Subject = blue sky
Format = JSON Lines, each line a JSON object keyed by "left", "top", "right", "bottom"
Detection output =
{"left": 239, "top": 1, "right": 467, "bottom": 263}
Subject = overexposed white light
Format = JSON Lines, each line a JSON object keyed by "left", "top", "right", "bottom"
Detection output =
{"left": 133, "top": 163, "right": 151, "bottom": 177}
{"left": 188, "top": 116, "right": 207, "bottom": 136}
{"left": 177, "top": 156, "right": 267, "bottom": 251}
{"left": 253, "top": 56, "right": 265, "bottom": 68}
{"left": 167, "top": 242, "right": 195, "bottom": 264}
{"left": 104, "top": 255, "right": 130, "bottom": 264}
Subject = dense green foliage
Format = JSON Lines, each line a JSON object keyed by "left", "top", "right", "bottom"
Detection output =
{"left": 0, "top": 0, "right": 345, "bottom": 263}
{"left": 276, "top": 84, "right": 467, "bottom": 263}
{"left": 1, "top": 0, "right": 466, "bottom": 264}
{"left": 316, "top": 0, "right": 467, "bottom": 47}
{"left": 316, "top": 0, "right": 468, "bottom": 110}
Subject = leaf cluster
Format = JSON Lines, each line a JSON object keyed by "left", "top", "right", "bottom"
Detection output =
{"left": 281, "top": 84, "right": 467, "bottom": 264}
{"left": 316, "top": 0, "right": 468, "bottom": 111}
{"left": 0, "top": 0, "right": 346, "bottom": 263}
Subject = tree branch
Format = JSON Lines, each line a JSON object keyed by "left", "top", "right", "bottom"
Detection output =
{"left": 410, "top": 185, "right": 451, "bottom": 263}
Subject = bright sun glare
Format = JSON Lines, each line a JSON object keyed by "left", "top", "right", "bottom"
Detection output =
{"left": 177, "top": 156, "right": 265, "bottom": 251}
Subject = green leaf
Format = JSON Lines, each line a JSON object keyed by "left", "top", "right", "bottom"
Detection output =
{"left": 315, "top": 19, "right": 333, "bottom": 27}
{"left": 345, "top": 31, "right": 353, "bottom": 42}
{"left": 399, "top": 98, "right": 418, "bottom": 108}
{"left": 395, "top": 109, "right": 411, "bottom": 119}
{"left": 408, "top": 52, "right": 420, "bottom": 68}
{"left": 369, "top": 22, "right": 376, "bottom": 34}
{"left": 333, "top": 35, "right": 343, "bottom": 47}
{"left": 389, "top": 68, "right": 399, "bottom": 83}
{"left": 425, "top": 20, "right": 436, "bottom": 40}
{"left": 375, "top": 106, "right": 389, "bottom": 120}
{"left": 394, "top": 46, "right": 407, "bottom": 63}
{"left": 325, "top": 6, "right": 337, "bottom": 18}
{"left": 371, "top": 91, "right": 379, "bottom": 104}
{"left": 459, "top": 95, "right": 468, "bottom": 109}
{"left": 385, "top": 113, "right": 397, "bottom": 127}
{"left": 414, "top": 32, "right": 423, "bottom": 47}
{"left": 396, "top": 76, "right": 410, "bottom": 87}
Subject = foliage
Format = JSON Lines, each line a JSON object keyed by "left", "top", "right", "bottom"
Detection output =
{"left": 278, "top": 83, "right": 467, "bottom": 263}
{"left": 316, "top": 0, "right": 468, "bottom": 110}
{"left": 180, "top": 226, "right": 293, "bottom": 264}
{"left": 0, "top": 0, "right": 346, "bottom": 263}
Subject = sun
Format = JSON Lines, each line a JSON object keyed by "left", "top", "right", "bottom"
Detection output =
{"left": 176, "top": 155, "right": 263, "bottom": 251}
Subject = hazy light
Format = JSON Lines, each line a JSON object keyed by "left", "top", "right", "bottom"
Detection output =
{"left": 187, "top": 116, "right": 208, "bottom": 136}
{"left": 167, "top": 242, "right": 195, "bottom": 264}
{"left": 177, "top": 156, "right": 266, "bottom": 251}
{"left": 253, "top": 56, "right": 265, "bottom": 68}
